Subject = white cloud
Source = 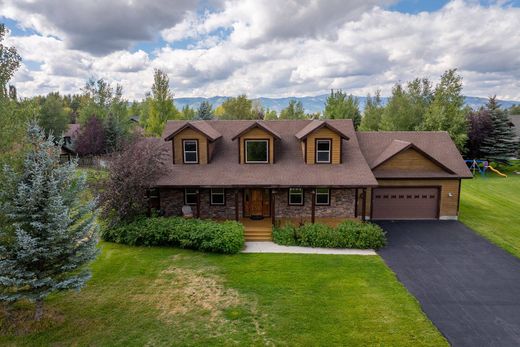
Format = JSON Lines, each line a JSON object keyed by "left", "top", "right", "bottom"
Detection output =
{"left": 4, "top": 0, "right": 520, "bottom": 100}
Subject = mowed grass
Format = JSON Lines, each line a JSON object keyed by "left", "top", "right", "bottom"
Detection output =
{"left": 1, "top": 243, "right": 446, "bottom": 346}
{"left": 460, "top": 172, "right": 520, "bottom": 258}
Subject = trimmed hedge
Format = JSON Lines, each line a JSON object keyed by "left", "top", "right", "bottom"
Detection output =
{"left": 273, "top": 220, "right": 386, "bottom": 249}
{"left": 102, "top": 217, "right": 245, "bottom": 254}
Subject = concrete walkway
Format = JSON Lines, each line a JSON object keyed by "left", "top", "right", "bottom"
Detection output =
{"left": 242, "top": 241, "right": 376, "bottom": 255}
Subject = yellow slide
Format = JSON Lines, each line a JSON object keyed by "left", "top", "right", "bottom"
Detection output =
{"left": 486, "top": 166, "right": 507, "bottom": 177}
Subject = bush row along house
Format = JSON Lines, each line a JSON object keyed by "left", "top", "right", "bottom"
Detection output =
{"left": 150, "top": 119, "right": 472, "bottom": 240}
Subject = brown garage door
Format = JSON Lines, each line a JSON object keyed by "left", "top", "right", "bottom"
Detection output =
{"left": 372, "top": 187, "right": 439, "bottom": 220}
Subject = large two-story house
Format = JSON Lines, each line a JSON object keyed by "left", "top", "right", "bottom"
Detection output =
{"left": 152, "top": 119, "right": 471, "bottom": 240}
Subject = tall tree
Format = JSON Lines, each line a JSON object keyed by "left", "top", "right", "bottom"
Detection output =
{"left": 480, "top": 96, "right": 518, "bottom": 163}
{"left": 359, "top": 91, "right": 384, "bottom": 131}
{"left": 219, "top": 95, "right": 255, "bottom": 119}
{"left": 279, "top": 100, "right": 306, "bottom": 119}
{"left": 0, "top": 24, "right": 21, "bottom": 98}
{"left": 263, "top": 108, "right": 278, "bottom": 120}
{"left": 0, "top": 124, "right": 98, "bottom": 320}
{"left": 466, "top": 107, "right": 492, "bottom": 159}
{"left": 379, "top": 78, "right": 432, "bottom": 131}
{"left": 38, "top": 92, "right": 69, "bottom": 136}
{"left": 196, "top": 101, "right": 214, "bottom": 120}
{"left": 180, "top": 105, "right": 196, "bottom": 120}
{"left": 145, "top": 69, "right": 179, "bottom": 136}
{"left": 420, "top": 69, "right": 467, "bottom": 150}
{"left": 75, "top": 116, "right": 106, "bottom": 156}
{"left": 323, "top": 90, "right": 361, "bottom": 128}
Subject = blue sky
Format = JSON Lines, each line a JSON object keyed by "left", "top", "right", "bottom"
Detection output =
{"left": 2, "top": 0, "right": 520, "bottom": 100}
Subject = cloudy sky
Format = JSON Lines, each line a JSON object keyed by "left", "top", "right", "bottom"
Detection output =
{"left": 1, "top": 0, "right": 520, "bottom": 100}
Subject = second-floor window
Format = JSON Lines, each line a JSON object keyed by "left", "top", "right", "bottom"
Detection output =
{"left": 183, "top": 140, "right": 198, "bottom": 163}
{"left": 316, "top": 139, "right": 331, "bottom": 163}
{"left": 245, "top": 139, "right": 268, "bottom": 163}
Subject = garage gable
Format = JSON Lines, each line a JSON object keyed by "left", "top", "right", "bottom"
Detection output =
{"left": 372, "top": 144, "right": 455, "bottom": 176}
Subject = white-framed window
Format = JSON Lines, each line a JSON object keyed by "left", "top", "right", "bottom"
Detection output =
{"left": 245, "top": 139, "right": 269, "bottom": 163}
{"left": 315, "top": 188, "right": 330, "bottom": 205}
{"left": 210, "top": 188, "right": 225, "bottom": 205}
{"left": 288, "top": 188, "right": 304, "bottom": 205}
{"left": 316, "top": 139, "right": 331, "bottom": 163}
{"left": 184, "top": 188, "right": 198, "bottom": 205}
{"left": 183, "top": 139, "right": 198, "bottom": 163}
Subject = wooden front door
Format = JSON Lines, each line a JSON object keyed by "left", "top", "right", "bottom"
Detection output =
{"left": 251, "top": 189, "right": 263, "bottom": 216}
{"left": 244, "top": 189, "right": 271, "bottom": 217}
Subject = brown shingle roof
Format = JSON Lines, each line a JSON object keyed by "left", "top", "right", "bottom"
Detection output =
{"left": 163, "top": 120, "right": 222, "bottom": 141}
{"left": 357, "top": 131, "right": 472, "bottom": 178}
{"left": 156, "top": 119, "right": 378, "bottom": 187}
{"left": 64, "top": 123, "right": 80, "bottom": 138}
{"left": 295, "top": 120, "right": 349, "bottom": 140}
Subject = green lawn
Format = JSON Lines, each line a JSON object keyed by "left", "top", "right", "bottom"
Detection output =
{"left": 0, "top": 243, "right": 446, "bottom": 346}
{"left": 460, "top": 173, "right": 520, "bottom": 258}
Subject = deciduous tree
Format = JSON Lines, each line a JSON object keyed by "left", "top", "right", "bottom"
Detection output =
{"left": 0, "top": 24, "right": 21, "bottom": 98}
{"left": 38, "top": 92, "right": 69, "bottom": 136}
{"left": 359, "top": 91, "right": 384, "bottom": 131}
{"left": 219, "top": 95, "right": 255, "bottom": 119}
{"left": 323, "top": 90, "right": 361, "bottom": 128}
{"left": 279, "top": 100, "right": 306, "bottom": 119}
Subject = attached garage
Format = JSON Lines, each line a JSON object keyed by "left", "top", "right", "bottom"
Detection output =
{"left": 371, "top": 187, "right": 439, "bottom": 220}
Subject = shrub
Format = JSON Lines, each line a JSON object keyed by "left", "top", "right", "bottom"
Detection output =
{"left": 273, "top": 220, "right": 386, "bottom": 249}
{"left": 102, "top": 217, "right": 244, "bottom": 254}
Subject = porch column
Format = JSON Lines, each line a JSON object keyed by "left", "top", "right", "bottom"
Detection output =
{"left": 235, "top": 189, "right": 239, "bottom": 221}
{"left": 311, "top": 189, "right": 316, "bottom": 223}
{"left": 354, "top": 188, "right": 358, "bottom": 218}
{"left": 196, "top": 189, "right": 201, "bottom": 219}
{"left": 271, "top": 189, "right": 275, "bottom": 225}
{"left": 361, "top": 188, "right": 366, "bottom": 222}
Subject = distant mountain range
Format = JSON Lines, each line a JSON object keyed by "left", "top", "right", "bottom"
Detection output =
{"left": 173, "top": 95, "right": 520, "bottom": 114}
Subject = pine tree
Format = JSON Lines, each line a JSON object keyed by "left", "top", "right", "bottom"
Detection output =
{"left": 0, "top": 124, "right": 99, "bottom": 320}
{"left": 196, "top": 101, "right": 214, "bottom": 120}
{"left": 480, "top": 96, "right": 518, "bottom": 163}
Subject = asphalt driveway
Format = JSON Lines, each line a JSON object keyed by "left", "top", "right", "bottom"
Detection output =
{"left": 377, "top": 220, "right": 520, "bottom": 347}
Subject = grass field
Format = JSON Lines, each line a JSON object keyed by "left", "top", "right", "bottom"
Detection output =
{"left": 460, "top": 171, "right": 520, "bottom": 259}
{"left": 0, "top": 243, "right": 446, "bottom": 346}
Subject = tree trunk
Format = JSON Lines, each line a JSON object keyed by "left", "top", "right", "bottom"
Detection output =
{"left": 34, "top": 298, "right": 44, "bottom": 321}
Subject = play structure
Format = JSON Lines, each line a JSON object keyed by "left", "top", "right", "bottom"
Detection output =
{"left": 465, "top": 159, "right": 507, "bottom": 178}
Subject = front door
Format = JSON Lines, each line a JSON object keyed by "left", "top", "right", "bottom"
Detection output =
{"left": 251, "top": 189, "right": 264, "bottom": 216}
{"left": 244, "top": 189, "right": 271, "bottom": 218}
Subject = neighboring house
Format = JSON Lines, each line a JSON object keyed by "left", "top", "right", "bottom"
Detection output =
{"left": 153, "top": 119, "right": 472, "bottom": 240}
{"left": 61, "top": 123, "right": 80, "bottom": 161}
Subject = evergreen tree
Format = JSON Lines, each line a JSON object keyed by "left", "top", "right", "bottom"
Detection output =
{"left": 0, "top": 124, "right": 99, "bottom": 320}
{"left": 279, "top": 100, "right": 306, "bottom": 119}
{"left": 38, "top": 92, "right": 69, "bottom": 136}
{"left": 480, "top": 96, "right": 518, "bottom": 163}
{"left": 359, "top": 91, "right": 384, "bottom": 131}
{"left": 196, "top": 101, "right": 214, "bottom": 120}
{"left": 323, "top": 90, "right": 361, "bottom": 128}
{"left": 420, "top": 69, "right": 467, "bottom": 150}
{"left": 104, "top": 113, "right": 125, "bottom": 153}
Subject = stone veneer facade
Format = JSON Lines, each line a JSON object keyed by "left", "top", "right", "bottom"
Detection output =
{"left": 159, "top": 188, "right": 355, "bottom": 221}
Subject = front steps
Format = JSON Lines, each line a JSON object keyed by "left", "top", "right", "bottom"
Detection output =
{"left": 244, "top": 226, "right": 272, "bottom": 241}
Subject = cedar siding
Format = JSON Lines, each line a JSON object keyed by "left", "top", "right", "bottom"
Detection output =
{"left": 173, "top": 128, "right": 209, "bottom": 164}
{"left": 373, "top": 148, "right": 447, "bottom": 175}
{"left": 305, "top": 127, "right": 342, "bottom": 164}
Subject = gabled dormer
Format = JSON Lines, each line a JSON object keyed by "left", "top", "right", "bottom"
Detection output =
{"left": 295, "top": 120, "right": 349, "bottom": 164}
{"left": 232, "top": 121, "right": 281, "bottom": 164}
{"left": 164, "top": 121, "right": 222, "bottom": 164}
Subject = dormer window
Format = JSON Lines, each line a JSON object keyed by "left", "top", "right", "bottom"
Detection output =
{"left": 316, "top": 139, "right": 331, "bottom": 163}
{"left": 245, "top": 140, "right": 269, "bottom": 163}
{"left": 183, "top": 140, "right": 198, "bottom": 164}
